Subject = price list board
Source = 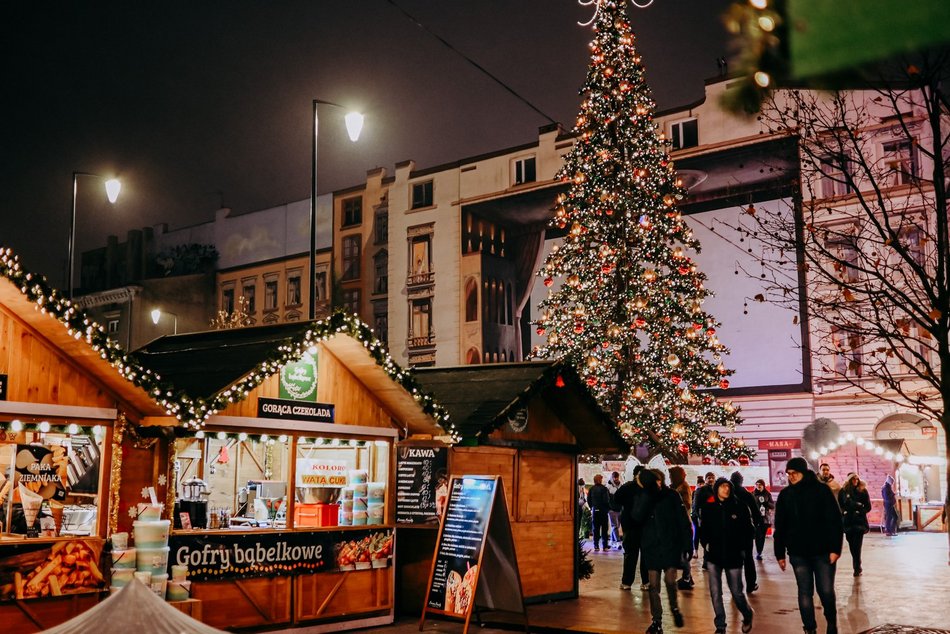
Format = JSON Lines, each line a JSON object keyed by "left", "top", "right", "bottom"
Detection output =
{"left": 424, "top": 476, "right": 495, "bottom": 615}
{"left": 395, "top": 444, "right": 447, "bottom": 524}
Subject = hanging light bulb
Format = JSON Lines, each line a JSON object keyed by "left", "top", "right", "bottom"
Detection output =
{"left": 38, "top": 421, "right": 51, "bottom": 433}
{"left": 10, "top": 419, "right": 23, "bottom": 432}
{"left": 67, "top": 423, "right": 80, "bottom": 435}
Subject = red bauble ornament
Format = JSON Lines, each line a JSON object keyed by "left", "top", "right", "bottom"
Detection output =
{"left": 536, "top": 327, "right": 545, "bottom": 336}
{"left": 702, "top": 456, "right": 712, "bottom": 465}
{"left": 574, "top": 325, "right": 584, "bottom": 334}
{"left": 671, "top": 376, "right": 682, "bottom": 385}
{"left": 707, "top": 328, "right": 716, "bottom": 336}
{"left": 678, "top": 443, "right": 689, "bottom": 454}
{"left": 634, "top": 317, "right": 646, "bottom": 327}
{"left": 677, "top": 266, "right": 690, "bottom": 275}
{"left": 543, "top": 277, "right": 554, "bottom": 287}
{"left": 586, "top": 376, "right": 597, "bottom": 387}
{"left": 719, "top": 379, "right": 730, "bottom": 389}
{"left": 738, "top": 455, "right": 750, "bottom": 465}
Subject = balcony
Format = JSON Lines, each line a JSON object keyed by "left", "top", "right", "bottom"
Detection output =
{"left": 407, "top": 269, "right": 434, "bottom": 288}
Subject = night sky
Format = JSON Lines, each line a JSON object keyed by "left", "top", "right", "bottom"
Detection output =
{"left": 1, "top": 0, "right": 735, "bottom": 288}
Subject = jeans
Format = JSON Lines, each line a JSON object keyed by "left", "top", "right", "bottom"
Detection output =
{"left": 789, "top": 554, "right": 838, "bottom": 632}
{"left": 591, "top": 508, "right": 610, "bottom": 548}
{"left": 621, "top": 527, "right": 648, "bottom": 585}
{"left": 754, "top": 524, "right": 769, "bottom": 556}
{"left": 608, "top": 510, "right": 622, "bottom": 542}
{"left": 647, "top": 567, "right": 679, "bottom": 623}
{"left": 884, "top": 505, "right": 900, "bottom": 534}
{"left": 707, "top": 562, "right": 753, "bottom": 630}
{"left": 743, "top": 540, "right": 757, "bottom": 587}
{"left": 845, "top": 530, "right": 864, "bottom": 572}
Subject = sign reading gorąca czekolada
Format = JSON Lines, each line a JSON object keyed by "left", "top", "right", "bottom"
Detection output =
{"left": 257, "top": 397, "right": 334, "bottom": 423}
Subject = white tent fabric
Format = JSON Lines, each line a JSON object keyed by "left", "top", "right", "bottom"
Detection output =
{"left": 42, "top": 579, "right": 224, "bottom": 633}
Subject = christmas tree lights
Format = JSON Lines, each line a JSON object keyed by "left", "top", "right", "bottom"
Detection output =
{"left": 533, "top": 1, "right": 749, "bottom": 462}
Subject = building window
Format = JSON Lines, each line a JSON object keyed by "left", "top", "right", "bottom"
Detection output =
{"left": 818, "top": 153, "right": 854, "bottom": 198}
{"left": 107, "top": 319, "right": 119, "bottom": 334}
{"left": 670, "top": 118, "right": 698, "bottom": 150}
{"left": 342, "top": 289, "right": 360, "bottom": 315}
{"left": 264, "top": 277, "right": 278, "bottom": 310}
{"left": 313, "top": 270, "right": 327, "bottom": 301}
{"left": 374, "top": 207, "right": 388, "bottom": 245}
{"left": 342, "top": 196, "right": 362, "bottom": 227}
{"left": 373, "top": 251, "right": 388, "bottom": 295}
{"left": 409, "top": 235, "right": 431, "bottom": 282}
{"left": 825, "top": 228, "right": 860, "bottom": 283}
{"left": 512, "top": 156, "right": 536, "bottom": 185}
{"left": 242, "top": 280, "right": 256, "bottom": 314}
{"left": 882, "top": 139, "right": 918, "bottom": 186}
{"left": 342, "top": 235, "right": 361, "bottom": 281}
{"left": 222, "top": 287, "right": 235, "bottom": 314}
{"left": 286, "top": 273, "right": 301, "bottom": 307}
{"left": 411, "top": 180, "right": 433, "bottom": 209}
{"left": 831, "top": 325, "right": 862, "bottom": 377}
{"left": 410, "top": 299, "right": 432, "bottom": 344}
{"left": 898, "top": 225, "right": 926, "bottom": 266}
{"left": 464, "top": 277, "right": 478, "bottom": 322}
{"left": 374, "top": 313, "right": 388, "bottom": 345}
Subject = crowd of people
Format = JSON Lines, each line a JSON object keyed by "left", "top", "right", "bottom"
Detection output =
{"left": 578, "top": 458, "right": 885, "bottom": 634}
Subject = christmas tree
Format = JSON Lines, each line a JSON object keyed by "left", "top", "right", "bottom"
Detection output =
{"left": 533, "top": 0, "right": 749, "bottom": 462}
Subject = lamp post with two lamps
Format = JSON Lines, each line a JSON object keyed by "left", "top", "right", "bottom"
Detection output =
{"left": 151, "top": 308, "right": 178, "bottom": 335}
{"left": 309, "top": 99, "right": 363, "bottom": 320}
{"left": 68, "top": 172, "right": 121, "bottom": 298}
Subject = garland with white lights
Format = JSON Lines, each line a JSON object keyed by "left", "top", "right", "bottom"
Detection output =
{"left": 530, "top": 2, "right": 750, "bottom": 462}
{"left": 0, "top": 247, "right": 456, "bottom": 440}
{"left": 811, "top": 433, "right": 906, "bottom": 464}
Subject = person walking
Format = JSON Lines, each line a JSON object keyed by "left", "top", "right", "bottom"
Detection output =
{"left": 606, "top": 471, "right": 624, "bottom": 548}
{"left": 691, "top": 471, "right": 716, "bottom": 565}
{"left": 577, "top": 477, "right": 590, "bottom": 541}
{"left": 774, "top": 457, "right": 843, "bottom": 634}
{"left": 614, "top": 465, "right": 650, "bottom": 591}
{"left": 691, "top": 476, "right": 705, "bottom": 555}
{"left": 819, "top": 463, "right": 842, "bottom": 504}
{"left": 587, "top": 474, "right": 612, "bottom": 551}
{"left": 699, "top": 477, "right": 755, "bottom": 634}
{"left": 669, "top": 466, "right": 694, "bottom": 590}
{"left": 882, "top": 475, "right": 900, "bottom": 536}
{"left": 751, "top": 479, "right": 774, "bottom": 560}
{"left": 838, "top": 472, "right": 871, "bottom": 576}
{"left": 730, "top": 471, "right": 760, "bottom": 592}
{"left": 633, "top": 469, "right": 692, "bottom": 634}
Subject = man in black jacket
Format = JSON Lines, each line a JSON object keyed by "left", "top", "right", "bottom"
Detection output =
{"left": 730, "top": 471, "right": 760, "bottom": 592}
{"left": 699, "top": 478, "right": 754, "bottom": 634}
{"left": 690, "top": 471, "right": 716, "bottom": 564}
{"left": 587, "top": 474, "right": 612, "bottom": 551}
{"left": 613, "top": 466, "right": 649, "bottom": 591}
{"left": 774, "top": 457, "right": 843, "bottom": 634}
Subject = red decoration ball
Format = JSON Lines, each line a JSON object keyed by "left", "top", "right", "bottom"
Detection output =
{"left": 719, "top": 380, "right": 730, "bottom": 389}
{"left": 536, "top": 327, "right": 545, "bottom": 336}
{"left": 678, "top": 443, "right": 689, "bottom": 454}
{"left": 702, "top": 456, "right": 712, "bottom": 465}
{"left": 671, "top": 376, "right": 682, "bottom": 385}
{"left": 543, "top": 277, "right": 554, "bottom": 287}
{"left": 738, "top": 455, "right": 750, "bottom": 465}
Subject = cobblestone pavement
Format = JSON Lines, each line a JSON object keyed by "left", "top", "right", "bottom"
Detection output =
{"left": 360, "top": 531, "right": 949, "bottom": 634}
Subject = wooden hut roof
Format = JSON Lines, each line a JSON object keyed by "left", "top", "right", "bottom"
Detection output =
{"left": 131, "top": 314, "right": 449, "bottom": 436}
{"left": 412, "top": 361, "right": 628, "bottom": 453}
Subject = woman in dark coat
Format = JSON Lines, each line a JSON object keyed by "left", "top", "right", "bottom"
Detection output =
{"left": 882, "top": 475, "right": 899, "bottom": 536}
{"left": 751, "top": 479, "right": 774, "bottom": 560}
{"left": 632, "top": 469, "right": 692, "bottom": 634}
{"left": 838, "top": 472, "right": 871, "bottom": 576}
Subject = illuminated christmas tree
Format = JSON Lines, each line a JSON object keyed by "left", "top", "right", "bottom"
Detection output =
{"left": 533, "top": 0, "right": 748, "bottom": 462}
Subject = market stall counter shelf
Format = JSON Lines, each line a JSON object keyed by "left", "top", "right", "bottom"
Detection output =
{"left": 166, "top": 423, "right": 397, "bottom": 632}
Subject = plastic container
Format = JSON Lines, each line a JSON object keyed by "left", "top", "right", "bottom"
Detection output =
{"left": 111, "top": 532, "right": 129, "bottom": 550}
{"left": 110, "top": 567, "right": 135, "bottom": 587}
{"left": 167, "top": 579, "right": 192, "bottom": 601}
{"left": 352, "top": 483, "right": 368, "bottom": 498}
{"left": 339, "top": 499, "right": 354, "bottom": 512}
{"left": 352, "top": 510, "right": 367, "bottom": 526}
{"left": 352, "top": 496, "right": 368, "bottom": 512}
{"left": 340, "top": 486, "right": 354, "bottom": 500}
{"left": 367, "top": 503, "right": 384, "bottom": 524}
{"left": 367, "top": 482, "right": 386, "bottom": 502}
{"left": 112, "top": 548, "right": 136, "bottom": 569}
{"left": 150, "top": 573, "right": 168, "bottom": 599}
{"left": 338, "top": 510, "right": 353, "bottom": 526}
{"left": 136, "top": 503, "right": 163, "bottom": 521}
{"left": 133, "top": 519, "right": 170, "bottom": 548}
{"left": 137, "top": 546, "right": 170, "bottom": 577}
{"left": 348, "top": 470, "right": 368, "bottom": 484}
{"left": 170, "top": 564, "right": 188, "bottom": 581}
{"left": 133, "top": 570, "right": 152, "bottom": 585}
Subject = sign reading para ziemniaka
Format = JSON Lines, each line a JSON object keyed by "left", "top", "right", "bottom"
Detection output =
{"left": 168, "top": 528, "right": 393, "bottom": 581}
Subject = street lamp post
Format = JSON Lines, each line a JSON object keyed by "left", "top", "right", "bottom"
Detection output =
{"left": 150, "top": 308, "right": 178, "bottom": 335}
{"left": 309, "top": 99, "right": 363, "bottom": 320}
{"left": 69, "top": 172, "right": 121, "bottom": 298}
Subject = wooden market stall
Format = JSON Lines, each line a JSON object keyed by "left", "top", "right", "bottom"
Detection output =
{"left": 0, "top": 250, "right": 168, "bottom": 631}
{"left": 395, "top": 361, "right": 626, "bottom": 614}
{"left": 130, "top": 315, "right": 452, "bottom": 632}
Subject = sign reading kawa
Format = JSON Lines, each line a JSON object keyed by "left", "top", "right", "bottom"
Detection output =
{"left": 395, "top": 444, "right": 448, "bottom": 524}
{"left": 257, "top": 396, "right": 334, "bottom": 423}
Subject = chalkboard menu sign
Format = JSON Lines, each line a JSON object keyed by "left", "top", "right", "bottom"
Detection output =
{"left": 420, "top": 476, "right": 527, "bottom": 634}
{"left": 395, "top": 444, "right": 448, "bottom": 524}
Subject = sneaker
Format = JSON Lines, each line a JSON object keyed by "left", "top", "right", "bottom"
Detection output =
{"left": 620, "top": 583, "right": 632, "bottom": 590}
{"left": 640, "top": 582, "right": 651, "bottom": 591}
{"left": 742, "top": 610, "right": 754, "bottom": 633}
{"left": 672, "top": 609, "right": 684, "bottom": 627}
{"left": 748, "top": 583, "right": 759, "bottom": 594}
{"left": 853, "top": 568, "right": 862, "bottom": 577}
{"left": 646, "top": 621, "right": 663, "bottom": 634}
{"left": 677, "top": 578, "right": 694, "bottom": 590}
{"left": 594, "top": 546, "right": 600, "bottom": 551}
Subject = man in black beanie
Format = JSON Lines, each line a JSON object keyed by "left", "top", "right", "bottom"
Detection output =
{"left": 774, "top": 457, "right": 843, "bottom": 634}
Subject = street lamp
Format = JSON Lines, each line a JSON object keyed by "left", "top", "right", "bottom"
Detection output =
{"left": 150, "top": 308, "right": 178, "bottom": 335}
{"left": 310, "top": 99, "right": 363, "bottom": 320}
{"left": 68, "top": 172, "right": 121, "bottom": 298}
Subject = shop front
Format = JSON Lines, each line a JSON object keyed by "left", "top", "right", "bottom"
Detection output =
{"left": 131, "top": 317, "right": 451, "bottom": 631}
{"left": 0, "top": 252, "right": 165, "bottom": 631}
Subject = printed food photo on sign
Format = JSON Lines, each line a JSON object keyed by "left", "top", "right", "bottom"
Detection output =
{"left": 444, "top": 563, "right": 478, "bottom": 615}
{"left": 15, "top": 444, "right": 68, "bottom": 501}
{"left": 0, "top": 539, "right": 105, "bottom": 600}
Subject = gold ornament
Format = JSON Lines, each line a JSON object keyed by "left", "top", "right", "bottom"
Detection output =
{"left": 108, "top": 413, "right": 128, "bottom": 535}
